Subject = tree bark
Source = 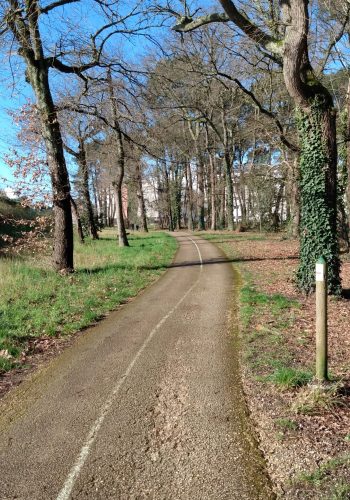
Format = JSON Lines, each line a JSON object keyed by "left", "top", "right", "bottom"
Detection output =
{"left": 272, "top": 180, "right": 285, "bottom": 231}
{"left": 186, "top": 162, "right": 194, "bottom": 230}
{"left": 205, "top": 127, "right": 217, "bottom": 231}
{"left": 224, "top": 151, "right": 234, "bottom": 231}
{"left": 136, "top": 163, "right": 148, "bottom": 232}
{"left": 221, "top": 111, "right": 234, "bottom": 231}
{"left": 196, "top": 149, "right": 205, "bottom": 230}
{"left": 29, "top": 64, "right": 74, "bottom": 271}
{"left": 346, "top": 78, "right": 350, "bottom": 238}
{"left": 164, "top": 165, "right": 175, "bottom": 231}
{"left": 70, "top": 196, "right": 84, "bottom": 244}
{"left": 107, "top": 69, "right": 129, "bottom": 247}
{"left": 113, "top": 128, "right": 129, "bottom": 247}
{"left": 209, "top": 152, "right": 217, "bottom": 231}
{"left": 78, "top": 142, "right": 99, "bottom": 240}
{"left": 9, "top": 0, "right": 74, "bottom": 272}
{"left": 281, "top": 0, "right": 340, "bottom": 293}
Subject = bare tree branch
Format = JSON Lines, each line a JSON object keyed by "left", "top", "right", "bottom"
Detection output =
{"left": 40, "top": 0, "right": 80, "bottom": 15}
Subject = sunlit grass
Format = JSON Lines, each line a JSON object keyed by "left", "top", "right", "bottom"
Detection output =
{"left": 0, "top": 229, "right": 177, "bottom": 372}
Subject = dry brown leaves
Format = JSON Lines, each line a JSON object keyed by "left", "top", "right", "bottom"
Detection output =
{"left": 224, "top": 234, "right": 350, "bottom": 498}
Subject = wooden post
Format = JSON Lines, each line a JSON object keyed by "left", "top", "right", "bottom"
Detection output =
{"left": 315, "top": 257, "right": 328, "bottom": 382}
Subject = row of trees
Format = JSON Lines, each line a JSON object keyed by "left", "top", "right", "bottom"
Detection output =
{"left": 1, "top": 0, "right": 350, "bottom": 294}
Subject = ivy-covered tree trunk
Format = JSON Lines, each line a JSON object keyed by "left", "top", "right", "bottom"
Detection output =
{"left": 296, "top": 102, "right": 340, "bottom": 293}
{"left": 344, "top": 78, "right": 350, "bottom": 249}
{"left": 337, "top": 85, "right": 350, "bottom": 252}
{"left": 282, "top": 0, "right": 341, "bottom": 294}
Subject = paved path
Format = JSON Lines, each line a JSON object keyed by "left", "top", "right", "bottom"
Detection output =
{"left": 0, "top": 234, "right": 274, "bottom": 499}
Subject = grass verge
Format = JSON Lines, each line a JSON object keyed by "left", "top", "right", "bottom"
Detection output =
{"left": 198, "top": 232, "right": 309, "bottom": 388}
{"left": 0, "top": 230, "right": 177, "bottom": 373}
{"left": 294, "top": 455, "right": 350, "bottom": 499}
{"left": 197, "top": 230, "right": 350, "bottom": 498}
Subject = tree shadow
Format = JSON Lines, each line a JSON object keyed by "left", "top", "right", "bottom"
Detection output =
{"left": 77, "top": 255, "right": 299, "bottom": 275}
{"left": 341, "top": 289, "right": 350, "bottom": 300}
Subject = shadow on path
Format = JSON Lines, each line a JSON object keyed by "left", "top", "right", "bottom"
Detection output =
{"left": 78, "top": 255, "right": 299, "bottom": 276}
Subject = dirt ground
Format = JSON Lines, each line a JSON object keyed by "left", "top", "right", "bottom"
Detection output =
{"left": 218, "top": 233, "right": 350, "bottom": 499}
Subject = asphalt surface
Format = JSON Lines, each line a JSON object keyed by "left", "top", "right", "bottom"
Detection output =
{"left": 0, "top": 233, "right": 274, "bottom": 499}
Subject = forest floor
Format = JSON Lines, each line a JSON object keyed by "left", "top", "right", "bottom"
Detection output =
{"left": 199, "top": 231, "right": 350, "bottom": 499}
{"left": 0, "top": 229, "right": 177, "bottom": 396}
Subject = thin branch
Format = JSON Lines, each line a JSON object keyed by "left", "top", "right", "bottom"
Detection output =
{"left": 40, "top": 0, "right": 79, "bottom": 15}
{"left": 318, "top": 8, "right": 350, "bottom": 74}
{"left": 216, "top": 71, "right": 299, "bottom": 152}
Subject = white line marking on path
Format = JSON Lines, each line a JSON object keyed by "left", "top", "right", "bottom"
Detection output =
{"left": 56, "top": 235, "right": 203, "bottom": 500}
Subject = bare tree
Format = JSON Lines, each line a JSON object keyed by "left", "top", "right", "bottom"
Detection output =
{"left": 168, "top": 0, "right": 350, "bottom": 292}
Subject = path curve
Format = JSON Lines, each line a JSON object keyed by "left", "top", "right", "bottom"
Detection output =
{"left": 0, "top": 233, "right": 274, "bottom": 499}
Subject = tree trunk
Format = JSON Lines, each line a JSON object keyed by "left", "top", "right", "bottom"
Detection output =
{"left": 224, "top": 151, "right": 234, "bottom": 231}
{"left": 113, "top": 180, "right": 129, "bottom": 246}
{"left": 107, "top": 69, "right": 129, "bottom": 247}
{"left": 209, "top": 152, "right": 217, "bottom": 231}
{"left": 10, "top": 2, "right": 74, "bottom": 273}
{"left": 272, "top": 180, "right": 285, "bottom": 231}
{"left": 135, "top": 163, "right": 148, "bottom": 232}
{"left": 70, "top": 196, "right": 84, "bottom": 244}
{"left": 113, "top": 130, "right": 129, "bottom": 247}
{"left": 282, "top": 0, "right": 340, "bottom": 293}
{"left": 79, "top": 143, "right": 99, "bottom": 240}
{"left": 186, "top": 162, "right": 194, "bottom": 230}
{"left": 164, "top": 166, "right": 174, "bottom": 231}
{"left": 345, "top": 78, "right": 350, "bottom": 250}
{"left": 289, "top": 158, "right": 300, "bottom": 237}
{"left": 28, "top": 64, "right": 74, "bottom": 272}
{"left": 220, "top": 172, "right": 226, "bottom": 229}
{"left": 205, "top": 128, "right": 217, "bottom": 231}
{"left": 196, "top": 150, "right": 205, "bottom": 230}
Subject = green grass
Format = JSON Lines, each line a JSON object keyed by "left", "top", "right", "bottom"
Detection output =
{"left": 240, "top": 285, "right": 297, "bottom": 329}
{"left": 275, "top": 418, "right": 299, "bottom": 431}
{"left": 298, "top": 456, "right": 350, "bottom": 485}
{"left": 239, "top": 284, "right": 304, "bottom": 383}
{"left": 293, "top": 456, "right": 350, "bottom": 499}
{"left": 331, "top": 482, "right": 350, "bottom": 500}
{"left": 198, "top": 232, "right": 307, "bottom": 387}
{"left": 195, "top": 231, "right": 268, "bottom": 242}
{"left": 0, "top": 230, "right": 177, "bottom": 372}
{"left": 292, "top": 383, "right": 345, "bottom": 415}
{"left": 267, "top": 367, "right": 313, "bottom": 388}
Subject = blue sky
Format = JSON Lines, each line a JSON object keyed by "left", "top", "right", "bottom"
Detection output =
{"left": 0, "top": 83, "right": 32, "bottom": 190}
{"left": 0, "top": 0, "right": 176, "bottom": 193}
{"left": 1, "top": 0, "right": 347, "bottom": 196}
